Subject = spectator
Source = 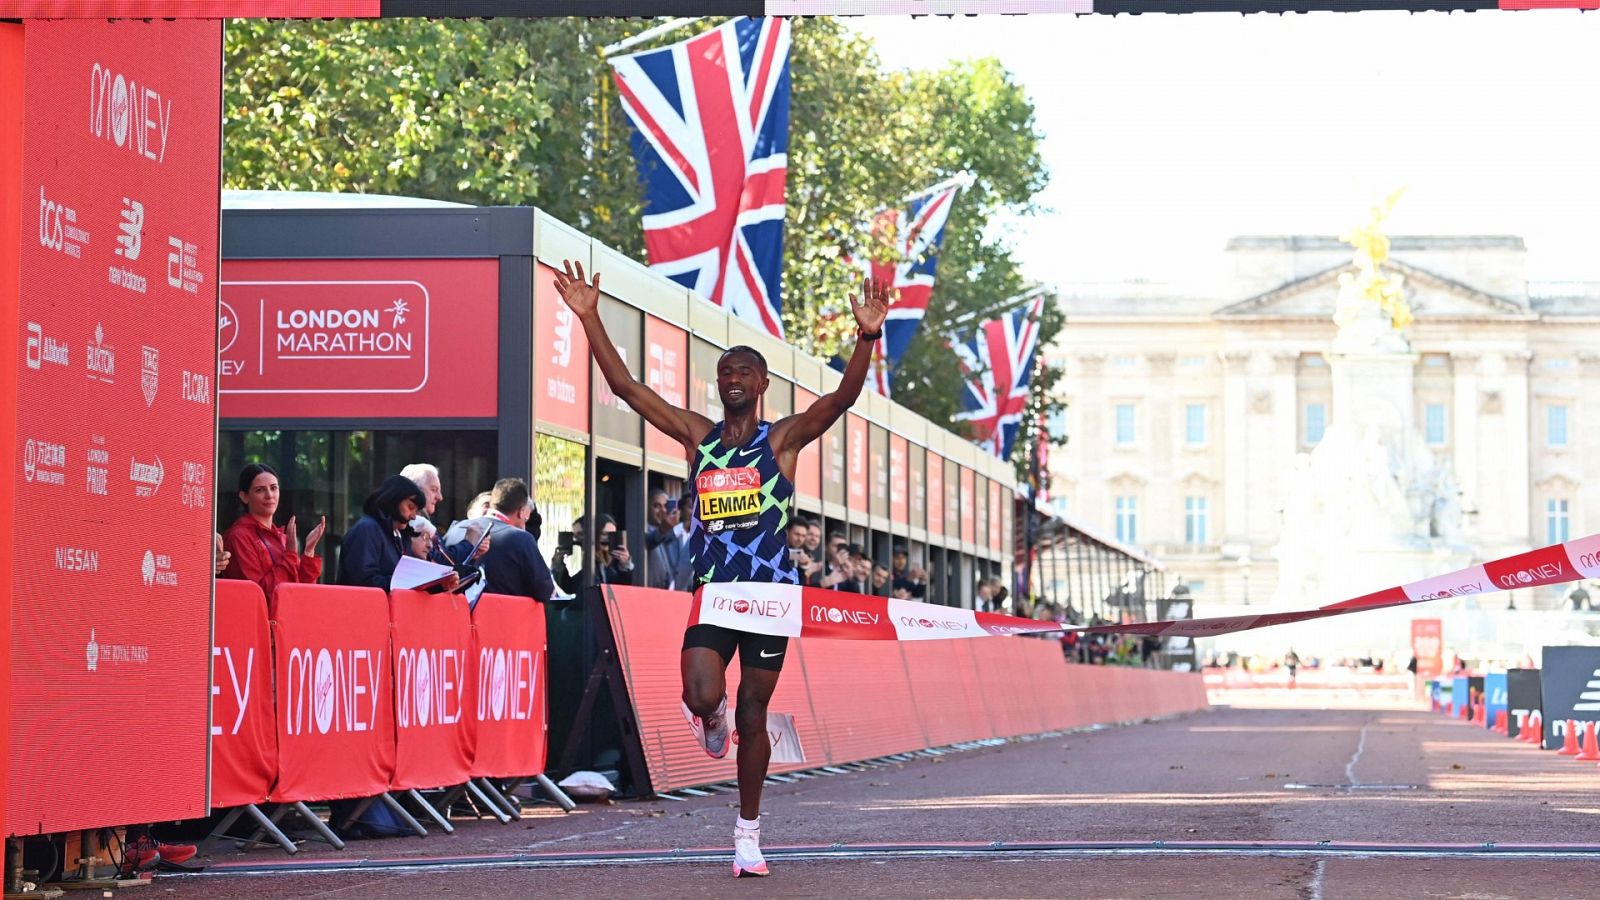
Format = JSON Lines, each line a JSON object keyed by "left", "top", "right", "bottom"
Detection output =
{"left": 976, "top": 580, "right": 995, "bottom": 611}
{"left": 783, "top": 519, "right": 822, "bottom": 587}
{"left": 804, "top": 520, "right": 824, "bottom": 560}
{"left": 870, "top": 563, "right": 892, "bottom": 597}
{"left": 553, "top": 514, "right": 635, "bottom": 590}
{"left": 214, "top": 532, "right": 230, "bottom": 576}
{"left": 466, "top": 491, "right": 493, "bottom": 519}
{"left": 891, "top": 545, "right": 909, "bottom": 581}
{"left": 399, "top": 463, "right": 443, "bottom": 559}
{"left": 338, "top": 475, "right": 457, "bottom": 592}
{"left": 222, "top": 463, "right": 325, "bottom": 596}
{"left": 645, "top": 489, "right": 688, "bottom": 591}
{"left": 670, "top": 486, "right": 696, "bottom": 591}
{"left": 473, "top": 478, "right": 554, "bottom": 602}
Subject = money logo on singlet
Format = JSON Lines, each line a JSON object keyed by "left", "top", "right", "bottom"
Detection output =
{"left": 697, "top": 467, "right": 762, "bottom": 534}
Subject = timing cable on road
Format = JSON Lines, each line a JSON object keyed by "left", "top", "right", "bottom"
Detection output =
{"left": 178, "top": 839, "right": 1600, "bottom": 879}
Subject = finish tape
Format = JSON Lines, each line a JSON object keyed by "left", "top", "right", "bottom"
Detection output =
{"left": 690, "top": 532, "right": 1600, "bottom": 641}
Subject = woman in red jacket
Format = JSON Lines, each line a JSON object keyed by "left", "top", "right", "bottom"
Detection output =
{"left": 222, "top": 463, "right": 326, "bottom": 597}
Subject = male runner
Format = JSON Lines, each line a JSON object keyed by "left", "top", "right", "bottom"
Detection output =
{"left": 553, "top": 260, "right": 889, "bottom": 877}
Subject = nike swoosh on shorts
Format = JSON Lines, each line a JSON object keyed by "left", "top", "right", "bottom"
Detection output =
{"left": 759, "top": 649, "right": 783, "bottom": 658}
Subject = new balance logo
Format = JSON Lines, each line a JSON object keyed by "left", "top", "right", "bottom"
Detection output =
{"left": 115, "top": 198, "right": 142, "bottom": 260}
{"left": 1575, "top": 667, "right": 1600, "bottom": 712}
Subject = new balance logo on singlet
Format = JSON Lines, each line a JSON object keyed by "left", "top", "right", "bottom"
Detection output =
{"left": 690, "top": 422, "right": 798, "bottom": 586}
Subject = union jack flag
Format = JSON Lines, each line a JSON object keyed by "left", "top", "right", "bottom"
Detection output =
{"left": 953, "top": 293, "right": 1046, "bottom": 460}
{"left": 854, "top": 182, "right": 961, "bottom": 396}
{"left": 610, "top": 18, "right": 793, "bottom": 339}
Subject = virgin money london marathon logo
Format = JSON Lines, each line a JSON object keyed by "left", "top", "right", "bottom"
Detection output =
{"left": 283, "top": 647, "right": 386, "bottom": 737}
{"left": 710, "top": 593, "right": 793, "bottom": 621}
{"left": 88, "top": 62, "right": 173, "bottom": 164}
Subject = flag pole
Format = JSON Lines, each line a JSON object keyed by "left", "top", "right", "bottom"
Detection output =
{"left": 600, "top": 17, "right": 705, "bottom": 58}
{"left": 900, "top": 171, "right": 975, "bottom": 204}
{"left": 942, "top": 285, "right": 1051, "bottom": 334}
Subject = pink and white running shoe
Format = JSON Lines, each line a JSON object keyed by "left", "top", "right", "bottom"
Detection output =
{"left": 682, "top": 694, "right": 730, "bottom": 760}
{"left": 732, "top": 821, "right": 769, "bottom": 877}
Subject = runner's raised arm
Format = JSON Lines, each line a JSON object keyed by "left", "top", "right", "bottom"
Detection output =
{"left": 771, "top": 276, "right": 891, "bottom": 458}
{"left": 553, "top": 260, "right": 714, "bottom": 447}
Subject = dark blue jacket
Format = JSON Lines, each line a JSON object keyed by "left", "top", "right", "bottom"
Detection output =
{"left": 337, "top": 512, "right": 406, "bottom": 589}
{"left": 479, "top": 524, "right": 556, "bottom": 602}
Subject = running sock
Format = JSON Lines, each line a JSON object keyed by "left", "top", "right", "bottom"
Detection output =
{"left": 736, "top": 816, "right": 760, "bottom": 830}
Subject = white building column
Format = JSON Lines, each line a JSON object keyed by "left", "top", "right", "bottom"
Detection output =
{"left": 1220, "top": 349, "right": 1251, "bottom": 549}
{"left": 1450, "top": 350, "right": 1480, "bottom": 539}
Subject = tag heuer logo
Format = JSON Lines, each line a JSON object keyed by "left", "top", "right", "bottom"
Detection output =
{"left": 140, "top": 345, "right": 159, "bottom": 407}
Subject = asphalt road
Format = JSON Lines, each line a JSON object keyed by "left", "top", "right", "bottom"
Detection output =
{"left": 152, "top": 692, "right": 1600, "bottom": 899}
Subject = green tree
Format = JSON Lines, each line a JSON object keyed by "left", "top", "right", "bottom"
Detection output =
{"left": 223, "top": 17, "right": 1058, "bottom": 450}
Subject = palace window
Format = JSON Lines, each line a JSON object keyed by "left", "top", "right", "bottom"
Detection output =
{"left": 1184, "top": 496, "right": 1208, "bottom": 546}
{"left": 1547, "top": 498, "right": 1571, "bottom": 545}
{"left": 1184, "top": 403, "right": 1206, "bottom": 446}
{"left": 1548, "top": 405, "right": 1569, "bottom": 448}
{"left": 1304, "top": 403, "right": 1327, "bottom": 446}
{"left": 1115, "top": 496, "right": 1138, "bottom": 544}
{"left": 1115, "top": 403, "right": 1136, "bottom": 446}
{"left": 1424, "top": 403, "right": 1447, "bottom": 446}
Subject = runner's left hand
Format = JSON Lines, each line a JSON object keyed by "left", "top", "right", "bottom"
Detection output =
{"left": 852, "top": 276, "right": 892, "bottom": 334}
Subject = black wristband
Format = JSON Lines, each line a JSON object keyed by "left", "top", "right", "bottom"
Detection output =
{"left": 857, "top": 328, "right": 883, "bottom": 342}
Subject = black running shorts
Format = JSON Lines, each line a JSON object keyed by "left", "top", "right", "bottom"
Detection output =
{"left": 682, "top": 623, "right": 789, "bottom": 672}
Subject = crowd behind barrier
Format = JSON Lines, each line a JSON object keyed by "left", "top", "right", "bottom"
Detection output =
{"left": 597, "top": 586, "right": 1210, "bottom": 796}
{"left": 209, "top": 580, "right": 549, "bottom": 849}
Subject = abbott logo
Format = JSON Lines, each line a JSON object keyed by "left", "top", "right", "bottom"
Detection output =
{"left": 115, "top": 198, "right": 143, "bottom": 260}
{"left": 25, "top": 322, "right": 69, "bottom": 370}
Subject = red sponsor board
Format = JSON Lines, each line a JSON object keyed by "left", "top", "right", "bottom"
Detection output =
{"left": 846, "top": 414, "right": 868, "bottom": 515}
{"left": 0, "top": 20, "right": 19, "bottom": 839}
{"left": 793, "top": 388, "right": 821, "bottom": 501}
{"left": 269, "top": 584, "right": 396, "bottom": 803}
{"left": 12, "top": 19, "right": 219, "bottom": 834}
{"left": 644, "top": 315, "right": 688, "bottom": 460}
{"left": 960, "top": 467, "right": 976, "bottom": 544}
{"left": 1483, "top": 543, "right": 1575, "bottom": 592}
{"left": 1410, "top": 618, "right": 1444, "bottom": 681}
{"left": 219, "top": 258, "right": 498, "bottom": 420}
{"left": 926, "top": 452, "right": 944, "bottom": 537}
{"left": 889, "top": 435, "right": 908, "bottom": 525}
{"left": 535, "top": 264, "right": 590, "bottom": 434}
{"left": 390, "top": 590, "right": 474, "bottom": 791}
{"left": 210, "top": 581, "right": 276, "bottom": 810}
{"left": 467, "top": 594, "right": 548, "bottom": 779}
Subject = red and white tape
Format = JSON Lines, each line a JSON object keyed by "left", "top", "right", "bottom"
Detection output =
{"left": 691, "top": 533, "right": 1600, "bottom": 641}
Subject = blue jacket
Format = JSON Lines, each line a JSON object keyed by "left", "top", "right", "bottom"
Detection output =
{"left": 337, "top": 512, "right": 406, "bottom": 589}
{"left": 478, "top": 524, "right": 556, "bottom": 602}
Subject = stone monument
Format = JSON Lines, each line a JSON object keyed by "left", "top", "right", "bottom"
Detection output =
{"left": 1272, "top": 193, "right": 1471, "bottom": 614}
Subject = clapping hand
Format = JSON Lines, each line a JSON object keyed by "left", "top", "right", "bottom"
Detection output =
{"left": 552, "top": 260, "right": 601, "bottom": 318}
{"left": 853, "top": 275, "right": 892, "bottom": 335}
{"left": 304, "top": 516, "right": 327, "bottom": 556}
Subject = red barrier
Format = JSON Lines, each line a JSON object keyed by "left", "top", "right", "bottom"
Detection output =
{"left": 467, "top": 594, "right": 550, "bottom": 779}
{"left": 211, "top": 580, "right": 277, "bottom": 809}
{"left": 603, "top": 586, "right": 1209, "bottom": 795}
{"left": 390, "top": 590, "right": 474, "bottom": 790}
{"left": 268, "top": 584, "right": 396, "bottom": 803}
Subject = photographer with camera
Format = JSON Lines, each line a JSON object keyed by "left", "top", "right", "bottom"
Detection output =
{"left": 552, "top": 514, "right": 635, "bottom": 592}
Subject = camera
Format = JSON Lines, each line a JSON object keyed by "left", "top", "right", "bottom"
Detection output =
{"left": 557, "top": 531, "right": 575, "bottom": 553}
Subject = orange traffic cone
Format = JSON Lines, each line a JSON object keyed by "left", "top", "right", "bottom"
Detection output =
{"left": 1577, "top": 722, "right": 1600, "bottom": 763}
{"left": 1494, "top": 709, "right": 1507, "bottom": 735}
{"left": 1557, "top": 720, "right": 1581, "bottom": 755}
{"left": 1524, "top": 713, "right": 1544, "bottom": 746}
